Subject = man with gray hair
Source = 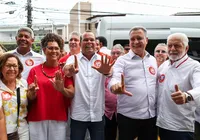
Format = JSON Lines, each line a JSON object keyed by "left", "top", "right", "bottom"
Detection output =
{"left": 156, "top": 33, "right": 200, "bottom": 140}
{"left": 109, "top": 26, "right": 157, "bottom": 140}
{"left": 9, "top": 27, "right": 45, "bottom": 79}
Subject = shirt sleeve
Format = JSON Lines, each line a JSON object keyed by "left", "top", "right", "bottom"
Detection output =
{"left": 27, "top": 67, "right": 36, "bottom": 85}
{"left": 188, "top": 63, "right": 200, "bottom": 106}
{"left": 64, "top": 77, "right": 74, "bottom": 87}
{"left": 108, "top": 57, "right": 124, "bottom": 90}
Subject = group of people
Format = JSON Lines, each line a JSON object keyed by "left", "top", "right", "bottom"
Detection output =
{"left": 0, "top": 25, "right": 200, "bottom": 140}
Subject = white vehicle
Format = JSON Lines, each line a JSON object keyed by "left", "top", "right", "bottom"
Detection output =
{"left": 96, "top": 15, "right": 200, "bottom": 61}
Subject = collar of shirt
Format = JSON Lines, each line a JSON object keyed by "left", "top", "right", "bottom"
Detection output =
{"left": 13, "top": 48, "right": 34, "bottom": 57}
{"left": 169, "top": 54, "right": 189, "bottom": 68}
{"left": 0, "top": 79, "right": 25, "bottom": 95}
{"left": 128, "top": 50, "right": 150, "bottom": 59}
{"left": 80, "top": 52, "right": 99, "bottom": 61}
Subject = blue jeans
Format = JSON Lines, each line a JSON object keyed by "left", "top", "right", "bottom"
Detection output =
{"left": 70, "top": 118, "right": 104, "bottom": 140}
{"left": 159, "top": 127, "right": 194, "bottom": 140}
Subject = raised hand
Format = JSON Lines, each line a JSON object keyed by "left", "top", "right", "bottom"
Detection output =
{"left": 110, "top": 74, "right": 132, "bottom": 96}
{"left": 64, "top": 55, "right": 79, "bottom": 76}
{"left": 171, "top": 84, "right": 186, "bottom": 104}
{"left": 27, "top": 75, "right": 39, "bottom": 100}
{"left": 50, "top": 71, "right": 65, "bottom": 93}
{"left": 92, "top": 55, "right": 115, "bottom": 75}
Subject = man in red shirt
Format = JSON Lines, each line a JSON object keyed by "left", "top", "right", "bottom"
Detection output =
{"left": 59, "top": 31, "right": 81, "bottom": 67}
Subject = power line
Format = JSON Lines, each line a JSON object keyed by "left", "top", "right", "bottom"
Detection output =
{"left": 118, "top": 0, "right": 200, "bottom": 10}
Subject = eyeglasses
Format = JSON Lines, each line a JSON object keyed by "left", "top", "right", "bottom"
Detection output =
{"left": 155, "top": 50, "right": 167, "bottom": 53}
{"left": 5, "top": 64, "right": 18, "bottom": 70}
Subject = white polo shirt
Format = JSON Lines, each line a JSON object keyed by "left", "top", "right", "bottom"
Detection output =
{"left": 9, "top": 49, "right": 45, "bottom": 80}
{"left": 109, "top": 50, "right": 157, "bottom": 119}
{"left": 65, "top": 52, "right": 106, "bottom": 122}
{"left": 157, "top": 54, "right": 200, "bottom": 132}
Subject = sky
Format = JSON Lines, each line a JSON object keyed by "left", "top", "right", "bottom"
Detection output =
{"left": 0, "top": 0, "right": 199, "bottom": 25}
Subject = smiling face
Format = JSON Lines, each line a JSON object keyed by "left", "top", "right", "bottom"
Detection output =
{"left": 44, "top": 41, "right": 61, "bottom": 62}
{"left": 2, "top": 57, "right": 19, "bottom": 82}
{"left": 69, "top": 34, "right": 81, "bottom": 55}
{"left": 154, "top": 45, "right": 168, "bottom": 65}
{"left": 167, "top": 37, "right": 188, "bottom": 61}
{"left": 15, "top": 30, "right": 34, "bottom": 51}
{"left": 129, "top": 29, "right": 148, "bottom": 58}
{"left": 81, "top": 32, "right": 96, "bottom": 59}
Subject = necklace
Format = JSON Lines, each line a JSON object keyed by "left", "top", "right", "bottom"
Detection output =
{"left": 42, "top": 63, "right": 60, "bottom": 78}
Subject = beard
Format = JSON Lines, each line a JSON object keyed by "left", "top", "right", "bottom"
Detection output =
{"left": 169, "top": 51, "right": 185, "bottom": 61}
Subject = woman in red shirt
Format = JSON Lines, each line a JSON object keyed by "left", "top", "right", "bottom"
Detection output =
{"left": 27, "top": 33, "right": 74, "bottom": 140}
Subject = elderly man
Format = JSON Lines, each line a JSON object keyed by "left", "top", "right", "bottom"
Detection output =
{"left": 64, "top": 30, "right": 114, "bottom": 140}
{"left": 154, "top": 43, "right": 168, "bottom": 67}
{"left": 109, "top": 26, "right": 158, "bottom": 140}
{"left": 156, "top": 33, "right": 200, "bottom": 140}
{"left": 9, "top": 27, "right": 45, "bottom": 79}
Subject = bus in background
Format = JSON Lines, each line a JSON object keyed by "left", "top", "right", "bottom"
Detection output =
{"left": 96, "top": 15, "right": 200, "bottom": 61}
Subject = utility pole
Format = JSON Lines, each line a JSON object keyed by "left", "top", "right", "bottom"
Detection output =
{"left": 27, "top": 0, "right": 32, "bottom": 28}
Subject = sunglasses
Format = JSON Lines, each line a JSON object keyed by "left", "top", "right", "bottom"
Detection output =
{"left": 155, "top": 50, "right": 167, "bottom": 53}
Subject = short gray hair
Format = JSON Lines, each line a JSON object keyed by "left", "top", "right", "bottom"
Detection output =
{"left": 69, "top": 31, "right": 81, "bottom": 40}
{"left": 111, "top": 44, "right": 124, "bottom": 53}
{"left": 167, "top": 33, "right": 189, "bottom": 47}
{"left": 129, "top": 26, "right": 147, "bottom": 37}
{"left": 154, "top": 43, "right": 168, "bottom": 52}
{"left": 16, "top": 27, "right": 34, "bottom": 39}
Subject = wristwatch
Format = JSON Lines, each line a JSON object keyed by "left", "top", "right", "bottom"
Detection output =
{"left": 185, "top": 92, "right": 193, "bottom": 103}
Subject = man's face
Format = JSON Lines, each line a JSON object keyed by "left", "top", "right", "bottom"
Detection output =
{"left": 111, "top": 48, "right": 123, "bottom": 60}
{"left": 15, "top": 31, "right": 34, "bottom": 49}
{"left": 95, "top": 39, "right": 100, "bottom": 52}
{"left": 167, "top": 37, "right": 188, "bottom": 61}
{"left": 81, "top": 32, "right": 96, "bottom": 56}
{"left": 129, "top": 29, "right": 148, "bottom": 58}
{"left": 69, "top": 35, "right": 81, "bottom": 55}
{"left": 154, "top": 45, "right": 168, "bottom": 63}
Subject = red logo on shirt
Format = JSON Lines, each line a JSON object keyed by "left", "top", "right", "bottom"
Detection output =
{"left": 1, "top": 92, "right": 12, "bottom": 101}
{"left": 159, "top": 74, "right": 165, "bottom": 83}
{"left": 94, "top": 60, "right": 101, "bottom": 68}
{"left": 25, "top": 59, "right": 34, "bottom": 66}
{"left": 149, "top": 66, "right": 155, "bottom": 75}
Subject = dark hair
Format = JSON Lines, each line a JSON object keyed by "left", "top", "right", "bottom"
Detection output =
{"left": 41, "top": 33, "right": 64, "bottom": 50}
{"left": 96, "top": 36, "right": 107, "bottom": 47}
{"left": 0, "top": 53, "right": 23, "bottom": 79}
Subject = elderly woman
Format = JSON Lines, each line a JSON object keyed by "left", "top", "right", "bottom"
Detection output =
{"left": 27, "top": 33, "right": 74, "bottom": 140}
{"left": 0, "top": 53, "right": 29, "bottom": 140}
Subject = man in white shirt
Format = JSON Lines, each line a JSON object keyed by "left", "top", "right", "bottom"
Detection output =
{"left": 109, "top": 26, "right": 158, "bottom": 140}
{"left": 9, "top": 27, "right": 45, "bottom": 79}
{"left": 96, "top": 36, "right": 111, "bottom": 56}
{"left": 64, "top": 30, "right": 114, "bottom": 140}
{"left": 156, "top": 33, "right": 200, "bottom": 140}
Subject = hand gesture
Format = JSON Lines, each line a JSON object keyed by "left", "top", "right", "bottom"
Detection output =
{"left": 28, "top": 75, "right": 39, "bottom": 100}
{"left": 50, "top": 71, "right": 65, "bottom": 93}
{"left": 110, "top": 74, "right": 132, "bottom": 96}
{"left": 171, "top": 84, "right": 186, "bottom": 104}
{"left": 64, "top": 55, "right": 79, "bottom": 76}
{"left": 92, "top": 55, "right": 115, "bottom": 75}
